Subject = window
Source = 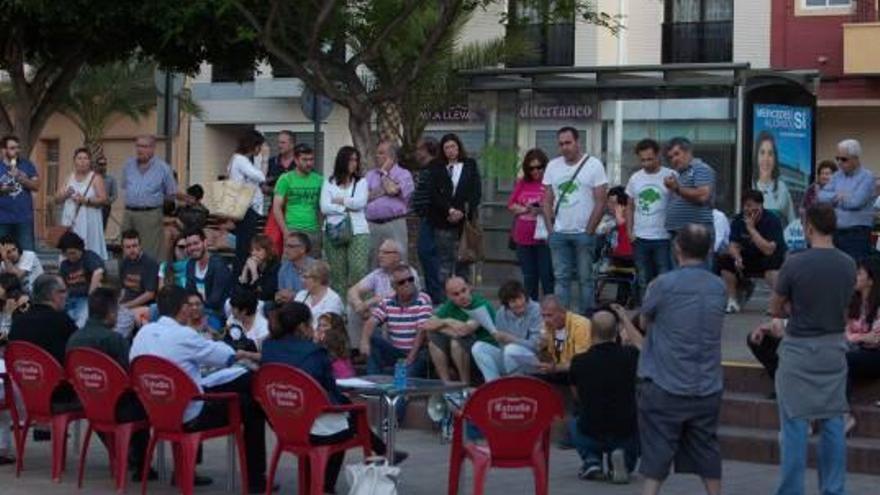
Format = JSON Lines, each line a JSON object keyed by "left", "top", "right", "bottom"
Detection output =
{"left": 506, "top": 1, "right": 575, "bottom": 67}
{"left": 662, "top": 0, "right": 733, "bottom": 64}
{"left": 804, "top": 0, "right": 851, "bottom": 6}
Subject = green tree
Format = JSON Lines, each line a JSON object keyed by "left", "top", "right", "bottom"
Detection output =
{"left": 59, "top": 60, "right": 203, "bottom": 160}
{"left": 230, "top": 0, "right": 618, "bottom": 165}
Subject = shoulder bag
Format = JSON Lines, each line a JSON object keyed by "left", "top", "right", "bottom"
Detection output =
{"left": 325, "top": 180, "right": 357, "bottom": 247}
{"left": 47, "top": 172, "right": 96, "bottom": 248}
{"left": 536, "top": 154, "right": 590, "bottom": 240}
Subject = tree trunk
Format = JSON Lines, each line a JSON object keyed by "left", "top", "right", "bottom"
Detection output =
{"left": 13, "top": 101, "right": 35, "bottom": 159}
{"left": 348, "top": 104, "right": 378, "bottom": 169}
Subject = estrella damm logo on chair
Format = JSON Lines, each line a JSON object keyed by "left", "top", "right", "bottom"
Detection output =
{"left": 75, "top": 366, "right": 108, "bottom": 392}
{"left": 139, "top": 374, "right": 175, "bottom": 402}
{"left": 487, "top": 397, "right": 538, "bottom": 428}
{"left": 14, "top": 360, "right": 43, "bottom": 384}
{"left": 266, "top": 383, "right": 304, "bottom": 414}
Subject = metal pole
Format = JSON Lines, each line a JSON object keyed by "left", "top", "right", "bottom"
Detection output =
{"left": 313, "top": 92, "right": 321, "bottom": 171}
{"left": 164, "top": 72, "right": 173, "bottom": 166}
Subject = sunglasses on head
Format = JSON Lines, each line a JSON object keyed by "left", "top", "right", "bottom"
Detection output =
{"left": 395, "top": 276, "right": 415, "bottom": 287}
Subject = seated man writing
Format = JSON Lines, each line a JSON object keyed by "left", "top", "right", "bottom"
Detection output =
{"left": 717, "top": 190, "right": 786, "bottom": 313}
{"left": 421, "top": 277, "right": 497, "bottom": 383}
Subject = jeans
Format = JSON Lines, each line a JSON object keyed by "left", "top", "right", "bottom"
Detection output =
{"left": 633, "top": 238, "right": 671, "bottom": 299}
{"left": 65, "top": 296, "right": 88, "bottom": 328}
{"left": 471, "top": 342, "right": 538, "bottom": 381}
{"left": 417, "top": 219, "right": 444, "bottom": 304}
{"left": 549, "top": 232, "right": 596, "bottom": 315}
{"left": 366, "top": 334, "right": 428, "bottom": 377}
{"left": 0, "top": 221, "right": 34, "bottom": 251}
{"left": 434, "top": 227, "right": 470, "bottom": 286}
{"left": 515, "top": 243, "right": 554, "bottom": 301}
{"left": 232, "top": 208, "right": 261, "bottom": 275}
{"left": 833, "top": 226, "right": 872, "bottom": 262}
{"left": 568, "top": 418, "right": 639, "bottom": 472}
{"left": 776, "top": 414, "right": 846, "bottom": 495}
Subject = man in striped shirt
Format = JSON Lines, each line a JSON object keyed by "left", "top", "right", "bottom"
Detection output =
{"left": 360, "top": 263, "right": 431, "bottom": 376}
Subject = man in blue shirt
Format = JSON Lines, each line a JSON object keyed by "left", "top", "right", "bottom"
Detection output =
{"left": 637, "top": 224, "right": 725, "bottom": 495}
{"left": 817, "top": 138, "right": 876, "bottom": 261}
{"left": 0, "top": 136, "right": 39, "bottom": 251}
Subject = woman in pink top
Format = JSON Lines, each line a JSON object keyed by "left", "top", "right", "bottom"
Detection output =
{"left": 845, "top": 256, "right": 880, "bottom": 431}
{"left": 507, "top": 148, "right": 554, "bottom": 300}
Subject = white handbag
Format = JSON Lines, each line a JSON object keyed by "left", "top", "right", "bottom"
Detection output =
{"left": 533, "top": 215, "right": 548, "bottom": 240}
{"left": 345, "top": 457, "right": 400, "bottom": 495}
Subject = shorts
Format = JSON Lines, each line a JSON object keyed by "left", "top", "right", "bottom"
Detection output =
{"left": 637, "top": 380, "right": 722, "bottom": 480}
{"left": 716, "top": 252, "right": 782, "bottom": 278}
{"left": 427, "top": 330, "right": 478, "bottom": 357}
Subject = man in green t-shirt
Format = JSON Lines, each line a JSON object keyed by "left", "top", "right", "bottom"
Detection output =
{"left": 421, "top": 276, "right": 498, "bottom": 383}
{"left": 272, "top": 143, "right": 323, "bottom": 251}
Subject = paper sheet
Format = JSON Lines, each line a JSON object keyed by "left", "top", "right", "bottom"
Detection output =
{"left": 336, "top": 377, "right": 379, "bottom": 388}
{"left": 465, "top": 306, "right": 497, "bottom": 333}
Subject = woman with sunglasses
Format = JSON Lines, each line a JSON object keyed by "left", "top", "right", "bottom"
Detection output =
{"left": 158, "top": 232, "right": 189, "bottom": 289}
{"left": 507, "top": 148, "right": 554, "bottom": 301}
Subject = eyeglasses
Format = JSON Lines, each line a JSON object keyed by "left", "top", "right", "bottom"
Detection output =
{"left": 379, "top": 250, "right": 399, "bottom": 255}
{"left": 285, "top": 243, "right": 304, "bottom": 249}
{"left": 528, "top": 165, "right": 545, "bottom": 172}
{"left": 835, "top": 156, "right": 850, "bottom": 163}
{"left": 175, "top": 244, "right": 186, "bottom": 250}
{"left": 395, "top": 276, "right": 416, "bottom": 287}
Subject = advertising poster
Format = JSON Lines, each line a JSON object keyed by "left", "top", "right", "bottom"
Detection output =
{"left": 751, "top": 103, "right": 813, "bottom": 227}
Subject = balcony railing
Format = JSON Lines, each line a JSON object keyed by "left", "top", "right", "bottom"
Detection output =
{"left": 662, "top": 20, "right": 733, "bottom": 64}
{"left": 506, "top": 23, "right": 575, "bottom": 68}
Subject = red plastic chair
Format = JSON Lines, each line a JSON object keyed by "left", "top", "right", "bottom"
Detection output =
{"left": 4, "top": 341, "right": 85, "bottom": 482}
{"left": 447, "top": 376, "right": 565, "bottom": 495}
{"left": 66, "top": 348, "right": 149, "bottom": 492}
{"left": 252, "top": 364, "right": 372, "bottom": 495}
{"left": 129, "top": 355, "right": 248, "bottom": 495}
{"left": 0, "top": 370, "right": 21, "bottom": 460}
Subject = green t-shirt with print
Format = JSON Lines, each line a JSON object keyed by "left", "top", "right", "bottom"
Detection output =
{"left": 434, "top": 293, "right": 498, "bottom": 346}
{"left": 274, "top": 170, "right": 323, "bottom": 232}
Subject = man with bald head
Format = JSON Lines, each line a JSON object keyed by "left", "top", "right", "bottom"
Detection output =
{"left": 535, "top": 294, "right": 592, "bottom": 380}
{"left": 421, "top": 276, "right": 497, "bottom": 383}
{"left": 121, "top": 135, "right": 182, "bottom": 261}
{"left": 569, "top": 304, "right": 641, "bottom": 482}
{"left": 637, "top": 223, "right": 725, "bottom": 495}
{"left": 817, "top": 138, "right": 876, "bottom": 261}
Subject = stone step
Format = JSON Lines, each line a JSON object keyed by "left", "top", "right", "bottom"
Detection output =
{"left": 719, "top": 425, "right": 880, "bottom": 474}
{"left": 721, "top": 392, "right": 880, "bottom": 439}
{"left": 723, "top": 361, "right": 880, "bottom": 405}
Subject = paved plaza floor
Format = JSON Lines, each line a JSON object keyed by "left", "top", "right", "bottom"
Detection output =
{"left": 2, "top": 428, "right": 880, "bottom": 495}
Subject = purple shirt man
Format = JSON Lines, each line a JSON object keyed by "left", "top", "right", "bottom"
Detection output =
{"left": 366, "top": 141, "right": 414, "bottom": 263}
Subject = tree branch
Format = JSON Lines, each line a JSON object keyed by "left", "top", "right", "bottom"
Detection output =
{"left": 348, "top": 0, "right": 427, "bottom": 68}
{"left": 307, "top": 0, "right": 338, "bottom": 62}
{"left": 371, "top": 0, "right": 464, "bottom": 104}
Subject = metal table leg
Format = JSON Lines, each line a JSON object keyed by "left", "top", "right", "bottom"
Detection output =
{"left": 382, "top": 395, "right": 403, "bottom": 464}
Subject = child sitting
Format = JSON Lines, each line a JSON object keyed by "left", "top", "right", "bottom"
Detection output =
{"left": 315, "top": 313, "right": 355, "bottom": 379}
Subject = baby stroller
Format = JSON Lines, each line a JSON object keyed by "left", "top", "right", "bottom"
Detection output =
{"left": 594, "top": 224, "right": 638, "bottom": 308}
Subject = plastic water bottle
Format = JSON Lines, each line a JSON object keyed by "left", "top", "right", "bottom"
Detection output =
{"left": 393, "top": 359, "right": 408, "bottom": 390}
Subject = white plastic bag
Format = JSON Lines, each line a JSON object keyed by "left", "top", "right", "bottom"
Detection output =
{"left": 345, "top": 457, "right": 400, "bottom": 495}
{"left": 533, "top": 216, "right": 548, "bottom": 240}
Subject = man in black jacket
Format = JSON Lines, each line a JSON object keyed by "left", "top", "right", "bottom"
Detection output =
{"left": 183, "top": 228, "right": 232, "bottom": 329}
{"left": 423, "top": 134, "right": 481, "bottom": 286}
{"left": 569, "top": 304, "right": 641, "bottom": 483}
{"left": 9, "top": 273, "right": 78, "bottom": 364}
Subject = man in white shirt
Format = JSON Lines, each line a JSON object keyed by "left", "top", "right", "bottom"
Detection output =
{"left": 130, "top": 285, "right": 269, "bottom": 493}
{"left": 625, "top": 139, "right": 676, "bottom": 301}
{"left": 0, "top": 234, "right": 43, "bottom": 293}
{"left": 542, "top": 127, "right": 608, "bottom": 315}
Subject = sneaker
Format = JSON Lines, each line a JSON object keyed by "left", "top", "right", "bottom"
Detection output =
{"left": 609, "top": 449, "right": 630, "bottom": 484}
{"left": 725, "top": 299, "right": 740, "bottom": 314}
{"left": 577, "top": 464, "right": 604, "bottom": 481}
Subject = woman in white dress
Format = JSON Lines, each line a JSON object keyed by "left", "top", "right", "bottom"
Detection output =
{"left": 54, "top": 147, "right": 107, "bottom": 259}
{"left": 294, "top": 260, "right": 344, "bottom": 325}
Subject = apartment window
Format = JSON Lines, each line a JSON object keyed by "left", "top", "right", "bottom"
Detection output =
{"left": 506, "top": 1, "right": 575, "bottom": 67}
{"left": 804, "top": 0, "right": 851, "bottom": 6}
{"left": 662, "top": 0, "right": 733, "bottom": 64}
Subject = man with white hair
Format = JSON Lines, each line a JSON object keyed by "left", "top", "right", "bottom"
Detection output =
{"left": 818, "top": 138, "right": 876, "bottom": 261}
{"left": 366, "top": 140, "right": 414, "bottom": 265}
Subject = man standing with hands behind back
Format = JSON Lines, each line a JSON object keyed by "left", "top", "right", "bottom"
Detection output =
{"left": 0, "top": 135, "right": 39, "bottom": 251}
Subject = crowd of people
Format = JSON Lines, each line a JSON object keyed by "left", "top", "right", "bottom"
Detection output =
{"left": 0, "top": 126, "right": 877, "bottom": 495}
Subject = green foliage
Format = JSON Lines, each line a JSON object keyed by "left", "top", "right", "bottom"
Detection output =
{"left": 480, "top": 144, "right": 521, "bottom": 179}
